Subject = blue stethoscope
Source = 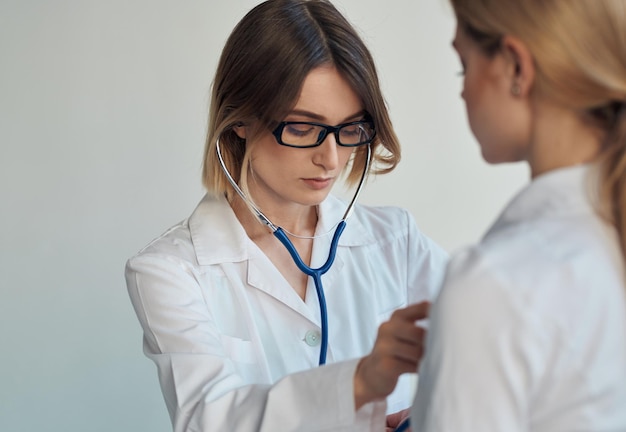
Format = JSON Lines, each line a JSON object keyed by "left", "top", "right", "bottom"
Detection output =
{"left": 216, "top": 138, "right": 371, "bottom": 366}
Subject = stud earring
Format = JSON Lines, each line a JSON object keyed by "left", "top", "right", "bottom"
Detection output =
{"left": 511, "top": 83, "right": 521, "bottom": 96}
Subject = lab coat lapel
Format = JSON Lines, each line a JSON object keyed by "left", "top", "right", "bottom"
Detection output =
{"left": 246, "top": 242, "right": 323, "bottom": 326}
{"left": 192, "top": 196, "right": 323, "bottom": 324}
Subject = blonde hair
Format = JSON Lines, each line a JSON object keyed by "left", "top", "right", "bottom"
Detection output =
{"left": 450, "top": 0, "right": 626, "bottom": 257}
{"left": 202, "top": 0, "right": 400, "bottom": 201}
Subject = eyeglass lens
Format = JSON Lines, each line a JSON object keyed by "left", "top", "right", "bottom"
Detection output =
{"left": 280, "top": 122, "right": 374, "bottom": 147}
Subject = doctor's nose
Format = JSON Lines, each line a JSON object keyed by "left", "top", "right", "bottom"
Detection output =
{"left": 313, "top": 133, "right": 340, "bottom": 170}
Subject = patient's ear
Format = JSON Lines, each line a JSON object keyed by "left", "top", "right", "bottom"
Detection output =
{"left": 233, "top": 123, "right": 247, "bottom": 139}
{"left": 501, "top": 35, "right": 535, "bottom": 97}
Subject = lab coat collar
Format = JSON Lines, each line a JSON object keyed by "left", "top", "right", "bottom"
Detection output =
{"left": 188, "top": 193, "right": 376, "bottom": 266}
{"left": 188, "top": 194, "right": 373, "bottom": 330}
{"left": 188, "top": 194, "right": 249, "bottom": 266}
{"left": 316, "top": 194, "right": 377, "bottom": 247}
{"left": 485, "top": 163, "right": 597, "bottom": 238}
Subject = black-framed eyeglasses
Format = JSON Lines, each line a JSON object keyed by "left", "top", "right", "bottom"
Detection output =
{"left": 272, "top": 115, "right": 376, "bottom": 148}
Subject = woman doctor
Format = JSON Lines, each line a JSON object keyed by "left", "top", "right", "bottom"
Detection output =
{"left": 125, "top": 1, "right": 447, "bottom": 431}
{"left": 411, "top": 0, "right": 626, "bottom": 430}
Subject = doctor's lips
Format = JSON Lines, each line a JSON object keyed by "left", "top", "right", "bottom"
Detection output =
{"left": 302, "top": 177, "right": 334, "bottom": 190}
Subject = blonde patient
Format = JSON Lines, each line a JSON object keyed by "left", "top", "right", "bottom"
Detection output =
{"left": 412, "top": 1, "right": 626, "bottom": 431}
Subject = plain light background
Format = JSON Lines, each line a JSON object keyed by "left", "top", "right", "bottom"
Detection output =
{"left": 0, "top": 0, "right": 527, "bottom": 431}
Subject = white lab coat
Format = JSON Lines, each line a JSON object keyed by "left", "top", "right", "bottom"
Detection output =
{"left": 126, "top": 193, "right": 448, "bottom": 432}
{"left": 412, "top": 164, "right": 626, "bottom": 431}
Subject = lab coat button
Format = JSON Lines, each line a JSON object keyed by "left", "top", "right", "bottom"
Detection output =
{"left": 304, "top": 330, "right": 321, "bottom": 347}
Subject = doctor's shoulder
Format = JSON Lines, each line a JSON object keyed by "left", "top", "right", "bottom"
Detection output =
{"left": 127, "top": 218, "right": 195, "bottom": 263}
{"left": 350, "top": 201, "right": 449, "bottom": 294}
{"left": 350, "top": 202, "right": 437, "bottom": 246}
{"left": 124, "top": 217, "right": 200, "bottom": 282}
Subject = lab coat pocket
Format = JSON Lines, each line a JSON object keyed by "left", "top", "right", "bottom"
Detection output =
{"left": 219, "top": 334, "right": 256, "bottom": 364}
{"left": 219, "top": 334, "right": 263, "bottom": 382}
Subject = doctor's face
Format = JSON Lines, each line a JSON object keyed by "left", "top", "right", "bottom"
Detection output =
{"left": 452, "top": 25, "right": 529, "bottom": 164}
{"left": 242, "top": 66, "right": 363, "bottom": 210}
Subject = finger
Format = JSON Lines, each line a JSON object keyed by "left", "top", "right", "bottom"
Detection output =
{"left": 390, "top": 301, "right": 430, "bottom": 322}
{"left": 377, "top": 317, "right": 420, "bottom": 335}
{"left": 377, "top": 341, "right": 424, "bottom": 367}
{"left": 381, "top": 356, "right": 421, "bottom": 376}
{"left": 393, "top": 323, "right": 425, "bottom": 345}
{"left": 392, "top": 345, "right": 424, "bottom": 365}
{"left": 374, "top": 324, "right": 425, "bottom": 360}
{"left": 381, "top": 313, "right": 427, "bottom": 337}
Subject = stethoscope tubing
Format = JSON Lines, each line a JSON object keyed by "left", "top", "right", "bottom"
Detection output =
{"left": 273, "top": 221, "right": 346, "bottom": 365}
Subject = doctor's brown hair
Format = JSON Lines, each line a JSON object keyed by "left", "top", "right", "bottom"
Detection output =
{"left": 202, "top": 0, "right": 400, "bottom": 200}
{"left": 450, "top": 0, "right": 626, "bottom": 259}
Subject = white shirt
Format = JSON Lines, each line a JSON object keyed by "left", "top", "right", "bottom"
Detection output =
{"left": 412, "top": 164, "right": 626, "bottom": 431}
{"left": 126, "top": 194, "right": 448, "bottom": 432}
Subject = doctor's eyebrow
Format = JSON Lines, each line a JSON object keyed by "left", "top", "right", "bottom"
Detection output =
{"left": 284, "top": 109, "right": 367, "bottom": 123}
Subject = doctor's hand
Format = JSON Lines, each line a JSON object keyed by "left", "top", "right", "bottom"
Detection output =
{"left": 353, "top": 301, "right": 430, "bottom": 411}
{"left": 386, "top": 408, "right": 412, "bottom": 431}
